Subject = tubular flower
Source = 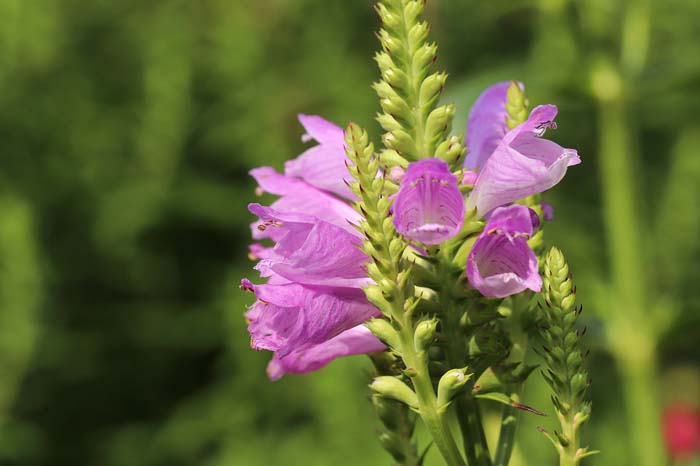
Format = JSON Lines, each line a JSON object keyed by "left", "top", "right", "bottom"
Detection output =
{"left": 244, "top": 115, "right": 385, "bottom": 380}
{"left": 392, "top": 158, "right": 465, "bottom": 245}
{"left": 465, "top": 81, "right": 520, "bottom": 171}
{"left": 466, "top": 204, "right": 542, "bottom": 298}
{"left": 466, "top": 104, "right": 580, "bottom": 216}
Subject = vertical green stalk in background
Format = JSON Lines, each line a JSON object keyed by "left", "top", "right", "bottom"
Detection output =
{"left": 0, "top": 195, "right": 42, "bottom": 453}
{"left": 591, "top": 65, "right": 665, "bottom": 466}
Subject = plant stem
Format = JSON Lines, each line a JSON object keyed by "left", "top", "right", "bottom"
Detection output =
{"left": 436, "top": 251, "right": 492, "bottom": 466}
{"left": 493, "top": 405, "right": 519, "bottom": 466}
{"left": 558, "top": 410, "right": 580, "bottom": 466}
{"left": 595, "top": 94, "right": 665, "bottom": 466}
{"left": 493, "top": 301, "right": 529, "bottom": 466}
{"left": 399, "top": 327, "right": 467, "bottom": 466}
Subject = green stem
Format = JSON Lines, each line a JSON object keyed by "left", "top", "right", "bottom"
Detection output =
{"left": 461, "top": 396, "right": 492, "bottom": 466}
{"left": 595, "top": 94, "right": 665, "bottom": 466}
{"left": 399, "top": 328, "right": 467, "bottom": 466}
{"left": 493, "top": 303, "right": 529, "bottom": 466}
{"left": 436, "top": 251, "right": 491, "bottom": 466}
{"left": 493, "top": 405, "right": 519, "bottom": 466}
{"left": 558, "top": 411, "right": 580, "bottom": 466}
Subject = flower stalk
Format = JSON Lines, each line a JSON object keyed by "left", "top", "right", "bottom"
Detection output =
{"left": 345, "top": 124, "right": 466, "bottom": 466}
{"left": 539, "top": 247, "right": 597, "bottom": 466}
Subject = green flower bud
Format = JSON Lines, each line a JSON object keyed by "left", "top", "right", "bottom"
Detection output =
{"left": 371, "top": 376, "right": 419, "bottom": 409}
{"left": 419, "top": 72, "right": 447, "bottom": 110}
{"left": 505, "top": 81, "right": 529, "bottom": 129}
{"left": 414, "top": 318, "right": 438, "bottom": 352}
{"left": 437, "top": 368, "right": 471, "bottom": 409}
{"left": 365, "top": 285, "right": 393, "bottom": 316}
{"left": 425, "top": 105, "right": 455, "bottom": 145}
{"left": 434, "top": 135, "right": 465, "bottom": 167}
{"left": 366, "top": 318, "right": 401, "bottom": 350}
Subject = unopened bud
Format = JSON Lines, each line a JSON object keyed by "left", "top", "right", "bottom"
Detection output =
{"left": 366, "top": 318, "right": 401, "bottom": 350}
{"left": 414, "top": 318, "right": 438, "bottom": 352}
{"left": 371, "top": 376, "right": 419, "bottom": 409}
{"left": 437, "top": 368, "right": 471, "bottom": 409}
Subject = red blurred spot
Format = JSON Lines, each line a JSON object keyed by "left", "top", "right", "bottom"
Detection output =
{"left": 662, "top": 403, "right": 700, "bottom": 459}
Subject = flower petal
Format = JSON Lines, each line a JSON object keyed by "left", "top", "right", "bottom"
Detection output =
{"left": 250, "top": 167, "right": 361, "bottom": 238}
{"left": 467, "top": 234, "right": 541, "bottom": 298}
{"left": 466, "top": 105, "right": 580, "bottom": 216}
{"left": 392, "top": 158, "right": 465, "bottom": 245}
{"left": 286, "top": 115, "right": 356, "bottom": 199}
{"left": 298, "top": 114, "right": 345, "bottom": 146}
{"left": 244, "top": 280, "right": 380, "bottom": 358}
{"left": 466, "top": 205, "right": 542, "bottom": 298}
{"left": 266, "top": 325, "right": 385, "bottom": 381}
{"left": 483, "top": 204, "right": 535, "bottom": 238}
{"left": 249, "top": 204, "right": 370, "bottom": 287}
{"left": 465, "top": 81, "right": 520, "bottom": 170}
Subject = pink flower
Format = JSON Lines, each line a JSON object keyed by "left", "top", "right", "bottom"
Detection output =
{"left": 466, "top": 205, "right": 542, "bottom": 298}
{"left": 465, "top": 83, "right": 580, "bottom": 216}
{"left": 392, "top": 158, "right": 465, "bottom": 245}
{"left": 662, "top": 403, "right": 700, "bottom": 459}
{"left": 245, "top": 115, "right": 385, "bottom": 380}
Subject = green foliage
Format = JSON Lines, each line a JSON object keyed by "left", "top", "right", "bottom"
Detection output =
{"left": 0, "top": 1, "right": 697, "bottom": 466}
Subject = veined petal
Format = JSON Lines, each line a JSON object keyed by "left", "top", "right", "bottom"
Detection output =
{"left": 466, "top": 105, "right": 580, "bottom": 216}
{"left": 266, "top": 325, "right": 385, "bottom": 381}
{"left": 483, "top": 204, "right": 535, "bottom": 239}
{"left": 244, "top": 280, "right": 380, "bottom": 359}
{"left": 467, "top": 235, "right": 541, "bottom": 298}
{"left": 465, "top": 81, "right": 521, "bottom": 170}
{"left": 466, "top": 206, "right": 542, "bottom": 298}
{"left": 392, "top": 158, "right": 465, "bottom": 245}
{"left": 286, "top": 114, "right": 355, "bottom": 199}
{"left": 249, "top": 204, "right": 370, "bottom": 287}
{"left": 250, "top": 167, "right": 361, "bottom": 238}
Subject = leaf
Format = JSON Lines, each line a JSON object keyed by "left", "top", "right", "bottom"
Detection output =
{"left": 474, "top": 392, "right": 546, "bottom": 416}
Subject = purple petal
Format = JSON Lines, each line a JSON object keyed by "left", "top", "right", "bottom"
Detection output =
{"left": 466, "top": 105, "right": 580, "bottom": 216}
{"left": 465, "top": 81, "right": 523, "bottom": 170}
{"left": 528, "top": 208, "right": 541, "bottom": 232}
{"left": 298, "top": 114, "right": 345, "bottom": 146}
{"left": 484, "top": 204, "right": 535, "bottom": 239}
{"left": 286, "top": 115, "right": 355, "bottom": 199}
{"left": 249, "top": 204, "right": 370, "bottom": 287}
{"left": 250, "top": 167, "right": 361, "bottom": 238}
{"left": 541, "top": 201, "right": 555, "bottom": 221}
{"left": 466, "top": 234, "right": 541, "bottom": 298}
{"left": 244, "top": 280, "right": 380, "bottom": 358}
{"left": 466, "top": 206, "right": 542, "bottom": 298}
{"left": 266, "top": 325, "right": 386, "bottom": 381}
{"left": 249, "top": 243, "right": 273, "bottom": 260}
{"left": 462, "top": 170, "right": 478, "bottom": 186}
{"left": 392, "top": 158, "right": 465, "bottom": 245}
{"left": 285, "top": 145, "right": 356, "bottom": 200}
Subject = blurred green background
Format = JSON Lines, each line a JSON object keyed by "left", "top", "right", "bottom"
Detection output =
{"left": 0, "top": 0, "right": 698, "bottom": 465}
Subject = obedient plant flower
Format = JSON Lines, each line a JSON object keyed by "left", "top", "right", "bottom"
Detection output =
{"left": 284, "top": 114, "right": 356, "bottom": 200}
{"left": 466, "top": 86, "right": 580, "bottom": 216}
{"left": 243, "top": 2, "right": 592, "bottom": 464}
{"left": 242, "top": 279, "right": 381, "bottom": 380}
{"left": 244, "top": 115, "right": 385, "bottom": 380}
{"left": 466, "top": 204, "right": 542, "bottom": 298}
{"left": 392, "top": 158, "right": 464, "bottom": 245}
{"left": 465, "top": 81, "right": 520, "bottom": 171}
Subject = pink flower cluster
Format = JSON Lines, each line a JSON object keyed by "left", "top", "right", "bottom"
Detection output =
{"left": 244, "top": 83, "right": 580, "bottom": 379}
